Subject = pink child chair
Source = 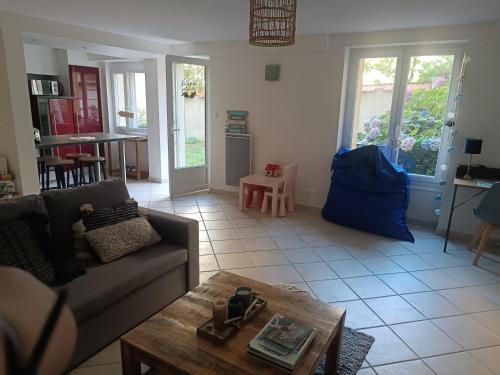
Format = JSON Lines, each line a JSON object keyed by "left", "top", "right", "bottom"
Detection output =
{"left": 261, "top": 164, "right": 298, "bottom": 216}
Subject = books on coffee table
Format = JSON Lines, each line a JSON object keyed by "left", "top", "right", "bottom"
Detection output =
{"left": 247, "top": 313, "right": 318, "bottom": 371}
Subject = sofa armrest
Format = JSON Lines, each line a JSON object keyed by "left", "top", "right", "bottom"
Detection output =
{"left": 145, "top": 209, "right": 199, "bottom": 290}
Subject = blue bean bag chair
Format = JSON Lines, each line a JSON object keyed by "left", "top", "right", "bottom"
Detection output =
{"left": 322, "top": 145, "right": 414, "bottom": 242}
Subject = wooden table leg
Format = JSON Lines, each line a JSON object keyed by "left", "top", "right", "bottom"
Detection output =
{"left": 324, "top": 313, "right": 345, "bottom": 375}
{"left": 135, "top": 140, "right": 141, "bottom": 180}
{"left": 121, "top": 341, "right": 141, "bottom": 375}
{"left": 271, "top": 186, "right": 279, "bottom": 217}
{"left": 118, "top": 140, "right": 127, "bottom": 182}
{"left": 107, "top": 142, "right": 113, "bottom": 177}
{"left": 239, "top": 181, "right": 245, "bottom": 211}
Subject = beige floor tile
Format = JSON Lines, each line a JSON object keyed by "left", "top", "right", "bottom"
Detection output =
{"left": 257, "top": 218, "right": 287, "bottom": 228}
{"left": 273, "top": 236, "right": 308, "bottom": 249}
{"left": 199, "top": 231, "right": 209, "bottom": 242}
{"left": 327, "top": 259, "right": 372, "bottom": 278}
{"left": 293, "top": 262, "right": 338, "bottom": 281}
{"left": 231, "top": 218, "right": 261, "bottom": 228}
{"left": 300, "top": 234, "right": 335, "bottom": 247}
{"left": 390, "top": 320, "right": 463, "bottom": 357}
{"left": 432, "top": 315, "right": 500, "bottom": 350}
{"left": 207, "top": 229, "right": 239, "bottom": 241}
{"left": 343, "top": 245, "right": 385, "bottom": 260}
{"left": 402, "top": 238, "right": 447, "bottom": 254}
{"left": 211, "top": 239, "right": 246, "bottom": 253}
{"left": 79, "top": 341, "right": 120, "bottom": 367}
{"left": 174, "top": 205, "right": 199, "bottom": 214}
{"left": 289, "top": 224, "right": 322, "bottom": 236}
{"left": 359, "top": 257, "right": 405, "bottom": 275}
{"left": 373, "top": 360, "right": 434, "bottom": 375}
{"left": 202, "top": 212, "right": 228, "bottom": 221}
{"left": 204, "top": 220, "right": 235, "bottom": 230}
{"left": 402, "top": 291, "right": 464, "bottom": 318}
{"left": 443, "top": 267, "right": 500, "bottom": 286}
{"left": 199, "top": 241, "right": 213, "bottom": 255}
{"left": 424, "top": 352, "right": 493, "bottom": 375}
{"left": 360, "top": 326, "right": 416, "bottom": 366}
{"left": 282, "top": 248, "right": 322, "bottom": 264}
{"left": 471, "top": 310, "right": 500, "bottom": 336}
{"left": 344, "top": 276, "right": 396, "bottom": 299}
{"left": 333, "top": 300, "right": 383, "bottom": 329}
{"left": 438, "top": 288, "right": 500, "bottom": 313}
{"left": 199, "top": 255, "right": 219, "bottom": 272}
{"left": 357, "top": 368, "right": 376, "bottom": 374}
{"left": 216, "top": 253, "right": 255, "bottom": 269}
{"left": 226, "top": 211, "right": 253, "bottom": 220}
{"left": 390, "top": 254, "right": 435, "bottom": 271}
{"left": 265, "top": 226, "right": 296, "bottom": 237}
{"left": 307, "top": 279, "right": 358, "bottom": 303}
{"left": 411, "top": 269, "right": 466, "bottom": 290}
{"left": 248, "top": 250, "right": 288, "bottom": 267}
{"left": 227, "top": 267, "right": 263, "bottom": 282}
{"left": 198, "top": 205, "right": 224, "bottom": 212}
{"left": 257, "top": 265, "right": 303, "bottom": 284}
{"left": 365, "top": 296, "right": 425, "bottom": 325}
{"left": 377, "top": 273, "right": 431, "bottom": 294}
{"left": 243, "top": 237, "right": 278, "bottom": 251}
{"left": 470, "top": 346, "right": 500, "bottom": 374}
{"left": 313, "top": 246, "right": 353, "bottom": 261}
{"left": 473, "top": 284, "right": 500, "bottom": 305}
{"left": 374, "top": 242, "right": 413, "bottom": 256}
{"left": 417, "top": 252, "right": 471, "bottom": 268}
{"left": 237, "top": 227, "right": 268, "bottom": 239}
{"left": 177, "top": 213, "right": 202, "bottom": 221}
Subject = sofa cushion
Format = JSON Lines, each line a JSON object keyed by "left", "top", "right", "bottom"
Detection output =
{"left": 42, "top": 180, "right": 130, "bottom": 255}
{"left": 62, "top": 241, "right": 187, "bottom": 321}
{"left": 81, "top": 199, "right": 139, "bottom": 231}
{"left": 0, "top": 195, "right": 47, "bottom": 225}
{"left": 85, "top": 217, "right": 161, "bottom": 263}
{"left": 0, "top": 219, "right": 56, "bottom": 285}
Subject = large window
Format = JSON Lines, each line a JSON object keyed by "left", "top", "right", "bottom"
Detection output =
{"left": 112, "top": 72, "right": 147, "bottom": 131}
{"left": 342, "top": 46, "right": 462, "bottom": 180}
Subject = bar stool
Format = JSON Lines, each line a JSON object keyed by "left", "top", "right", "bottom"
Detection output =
{"left": 44, "top": 159, "right": 77, "bottom": 190}
{"left": 66, "top": 153, "right": 91, "bottom": 186}
{"left": 37, "top": 156, "right": 61, "bottom": 190}
{"left": 79, "top": 156, "right": 107, "bottom": 183}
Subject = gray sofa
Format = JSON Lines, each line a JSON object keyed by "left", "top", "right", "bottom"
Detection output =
{"left": 0, "top": 180, "right": 199, "bottom": 369}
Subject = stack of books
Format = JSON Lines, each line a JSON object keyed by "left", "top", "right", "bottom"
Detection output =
{"left": 225, "top": 110, "right": 248, "bottom": 134}
{"left": 247, "top": 313, "right": 318, "bottom": 371}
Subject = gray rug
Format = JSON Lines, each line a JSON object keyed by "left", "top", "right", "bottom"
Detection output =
{"left": 273, "top": 283, "right": 374, "bottom": 374}
{"left": 314, "top": 326, "right": 374, "bottom": 375}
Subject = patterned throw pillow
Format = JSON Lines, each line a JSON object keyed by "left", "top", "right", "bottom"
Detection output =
{"left": 84, "top": 217, "right": 161, "bottom": 263}
{"left": 80, "top": 198, "right": 139, "bottom": 231}
{"left": 0, "top": 220, "right": 56, "bottom": 285}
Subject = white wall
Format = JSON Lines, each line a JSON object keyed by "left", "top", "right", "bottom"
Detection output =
{"left": 200, "top": 21, "right": 500, "bottom": 236}
{"left": 24, "top": 44, "right": 58, "bottom": 75}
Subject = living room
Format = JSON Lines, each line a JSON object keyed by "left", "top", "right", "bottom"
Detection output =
{"left": 1, "top": 1, "right": 500, "bottom": 374}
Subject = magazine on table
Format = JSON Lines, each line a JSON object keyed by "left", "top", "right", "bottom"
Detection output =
{"left": 247, "top": 313, "right": 318, "bottom": 371}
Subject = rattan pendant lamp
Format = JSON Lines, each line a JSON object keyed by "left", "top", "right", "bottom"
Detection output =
{"left": 249, "top": 0, "right": 297, "bottom": 47}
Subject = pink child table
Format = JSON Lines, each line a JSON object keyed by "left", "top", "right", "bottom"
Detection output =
{"left": 239, "top": 174, "right": 285, "bottom": 217}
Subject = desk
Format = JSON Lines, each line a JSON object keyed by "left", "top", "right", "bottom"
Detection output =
{"left": 37, "top": 132, "right": 139, "bottom": 183}
{"left": 443, "top": 178, "right": 497, "bottom": 252}
{"left": 239, "top": 174, "right": 284, "bottom": 217}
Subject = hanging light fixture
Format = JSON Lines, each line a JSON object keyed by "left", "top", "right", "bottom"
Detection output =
{"left": 249, "top": 0, "right": 297, "bottom": 47}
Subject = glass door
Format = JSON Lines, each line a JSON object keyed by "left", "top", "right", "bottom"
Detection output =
{"left": 167, "top": 56, "right": 208, "bottom": 195}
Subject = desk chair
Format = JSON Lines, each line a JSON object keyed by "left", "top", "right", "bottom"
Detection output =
{"left": 468, "top": 183, "right": 500, "bottom": 265}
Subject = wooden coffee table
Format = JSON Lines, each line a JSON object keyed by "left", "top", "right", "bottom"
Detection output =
{"left": 121, "top": 271, "right": 346, "bottom": 374}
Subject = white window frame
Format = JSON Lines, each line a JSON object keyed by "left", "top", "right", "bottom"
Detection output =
{"left": 341, "top": 44, "right": 463, "bottom": 188}
{"left": 109, "top": 62, "right": 148, "bottom": 135}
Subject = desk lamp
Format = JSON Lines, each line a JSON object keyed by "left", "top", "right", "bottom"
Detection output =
{"left": 463, "top": 138, "right": 483, "bottom": 180}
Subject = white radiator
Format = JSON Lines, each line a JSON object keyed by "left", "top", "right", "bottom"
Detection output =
{"left": 225, "top": 134, "right": 252, "bottom": 186}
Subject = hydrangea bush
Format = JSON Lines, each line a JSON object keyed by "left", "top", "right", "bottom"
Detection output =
{"left": 357, "top": 84, "right": 450, "bottom": 176}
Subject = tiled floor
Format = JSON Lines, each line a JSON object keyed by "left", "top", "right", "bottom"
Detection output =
{"left": 73, "top": 181, "right": 500, "bottom": 374}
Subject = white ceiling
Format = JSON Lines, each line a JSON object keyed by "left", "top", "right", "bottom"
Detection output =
{"left": 1, "top": 0, "right": 500, "bottom": 45}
